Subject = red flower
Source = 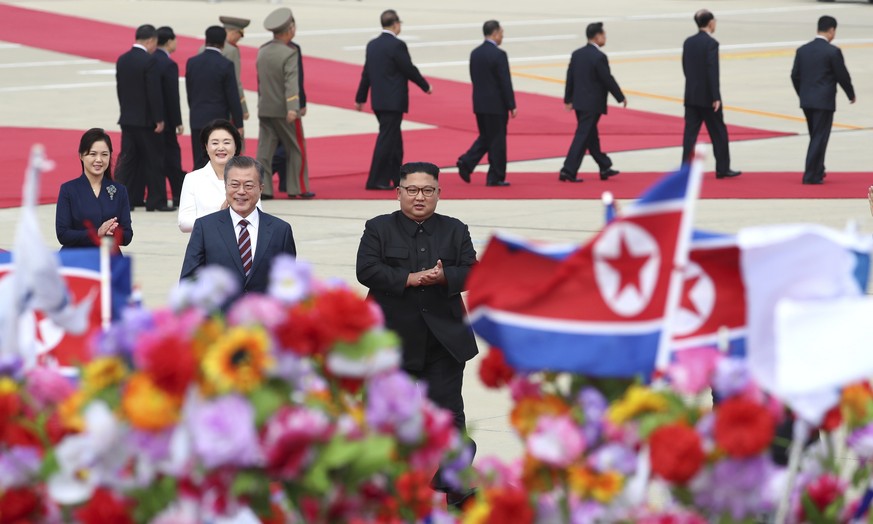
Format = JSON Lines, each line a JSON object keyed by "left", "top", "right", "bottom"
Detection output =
{"left": 0, "top": 391, "right": 21, "bottom": 437}
{"left": 0, "top": 487, "right": 43, "bottom": 522}
{"left": 395, "top": 470, "right": 433, "bottom": 519}
{"left": 714, "top": 397, "right": 775, "bottom": 458}
{"left": 73, "top": 488, "right": 135, "bottom": 524}
{"left": 136, "top": 330, "right": 197, "bottom": 397}
{"left": 820, "top": 405, "right": 842, "bottom": 432}
{"left": 649, "top": 423, "right": 705, "bottom": 485}
{"left": 312, "top": 289, "right": 377, "bottom": 344}
{"left": 486, "top": 487, "right": 533, "bottom": 524}
{"left": 799, "top": 474, "right": 844, "bottom": 522}
{"left": 275, "top": 306, "right": 325, "bottom": 357}
{"left": 479, "top": 348, "right": 515, "bottom": 389}
{"left": 2, "top": 422, "right": 41, "bottom": 448}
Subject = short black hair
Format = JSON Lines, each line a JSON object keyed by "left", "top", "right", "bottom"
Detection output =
{"left": 483, "top": 20, "right": 501, "bottom": 37}
{"left": 381, "top": 9, "right": 400, "bottom": 28}
{"left": 586, "top": 22, "right": 604, "bottom": 40}
{"left": 78, "top": 128, "right": 114, "bottom": 180}
{"left": 157, "top": 26, "right": 175, "bottom": 46}
{"left": 399, "top": 162, "right": 440, "bottom": 181}
{"left": 694, "top": 10, "right": 714, "bottom": 29}
{"left": 205, "top": 26, "right": 227, "bottom": 47}
{"left": 135, "top": 24, "right": 157, "bottom": 41}
{"left": 200, "top": 119, "right": 243, "bottom": 157}
{"left": 223, "top": 155, "right": 265, "bottom": 182}
{"left": 818, "top": 15, "right": 837, "bottom": 33}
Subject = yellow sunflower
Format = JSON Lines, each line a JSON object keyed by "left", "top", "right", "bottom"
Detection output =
{"left": 201, "top": 327, "right": 274, "bottom": 394}
{"left": 607, "top": 385, "right": 668, "bottom": 425}
{"left": 0, "top": 376, "right": 18, "bottom": 394}
{"left": 122, "top": 373, "right": 182, "bottom": 431}
{"left": 81, "top": 357, "right": 128, "bottom": 394}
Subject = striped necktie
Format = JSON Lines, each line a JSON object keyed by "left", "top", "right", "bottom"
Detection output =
{"left": 238, "top": 219, "right": 252, "bottom": 277}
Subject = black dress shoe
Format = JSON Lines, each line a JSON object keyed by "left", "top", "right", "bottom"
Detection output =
{"left": 486, "top": 181, "right": 510, "bottom": 187}
{"left": 457, "top": 160, "right": 472, "bottom": 183}
{"left": 600, "top": 168, "right": 620, "bottom": 180}
{"left": 559, "top": 172, "right": 583, "bottom": 183}
{"left": 299, "top": 192, "right": 316, "bottom": 199}
{"left": 802, "top": 179, "right": 824, "bottom": 185}
{"left": 146, "top": 205, "right": 175, "bottom": 212}
{"left": 716, "top": 169, "right": 742, "bottom": 179}
{"left": 446, "top": 488, "right": 477, "bottom": 510}
{"left": 365, "top": 184, "right": 394, "bottom": 190}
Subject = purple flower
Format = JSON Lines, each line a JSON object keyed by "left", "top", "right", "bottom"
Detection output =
{"left": 272, "top": 353, "right": 327, "bottom": 394}
{"left": 570, "top": 499, "right": 607, "bottom": 524}
{"left": 587, "top": 443, "right": 637, "bottom": 476}
{"left": 527, "top": 415, "right": 586, "bottom": 467}
{"left": 0, "top": 354, "right": 24, "bottom": 378}
{"left": 578, "top": 387, "right": 607, "bottom": 443}
{"left": 848, "top": 423, "right": 873, "bottom": 460}
{"left": 171, "top": 265, "right": 240, "bottom": 313}
{"left": 189, "top": 395, "right": 262, "bottom": 469}
{"left": 365, "top": 371, "right": 424, "bottom": 444}
{"left": 0, "top": 446, "right": 41, "bottom": 489}
{"left": 268, "top": 255, "right": 313, "bottom": 304}
{"left": 712, "top": 357, "right": 751, "bottom": 399}
{"left": 130, "top": 428, "right": 174, "bottom": 463}
{"left": 439, "top": 442, "right": 474, "bottom": 492}
{"left": 692, "top": 456, "right": 777, "bottom": 519}
{"left": 95, "top": 306, "right": 154, "bottom": 358}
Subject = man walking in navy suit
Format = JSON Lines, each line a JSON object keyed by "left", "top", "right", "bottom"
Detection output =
{"left": 180, "top": 156, "right": 297, "bottom": 294}
{"left": 115, "top": 24, "right": 168, "bottom": 211}
{"left": 186, "top": 26, "right": 244, "bottom": 170}
{"left": 559, "top": 22, "right": 625, "bottom": 183}
{"left": 355, "top": 10, "right": 432, "bottom": 190}
{"left": 154, "top": 26, "right": 184, "bottom": 209}
{"left": 681, "top": 10, "right": 741, "bottom": 179}
{"left": 456, "top": 20, "right": 516, "bottom": 187}
{"left": 791, "top": 15, "right": 856, "bottom": 185}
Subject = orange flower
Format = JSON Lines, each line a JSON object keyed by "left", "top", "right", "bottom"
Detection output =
{"left": 842, "top": 382, "right": 873, "bottom": 426}
{"left": 82, "top": 357, "right": 128, "bottom": 394}
{"left": 510, "top": 394, "right": 569, "bottom": 437}
{"left": 567, "top": 466, "right": 623, "bottom": 502}
{"left": 122, "top": 373, "right": 181, "bottom": 431}
{"left": 57, "top": 390, "right": 87, "bottom": 433}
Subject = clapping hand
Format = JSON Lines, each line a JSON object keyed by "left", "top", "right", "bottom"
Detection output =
{"left": 98, "top": 217, "right": 118, "bottom": 237}
{"left": 406, "top": 260, "right": 447, "bottom": 287}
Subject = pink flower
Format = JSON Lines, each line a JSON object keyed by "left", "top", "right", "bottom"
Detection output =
{"left": 408, "top": 403, "right": 457, "bottom": 471}
{"left": 666, "top": 347, "right": 720, "bottom": 395}
{"left": 226, "top": 294, "right": 286, "bottom": 329}
{"left": 473, "top": 456, "right": 523, "bottom": 489}
{"left": 262, "top": 407, "right": 333, "bottom": 480}
{"left": 25, "top": 367, "right": 74, "bottom": 409}
{"left": 526, "top": 415, "right": 585, "bottom": 467}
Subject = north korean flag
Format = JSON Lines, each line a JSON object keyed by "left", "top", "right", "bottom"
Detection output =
{"left": 467, "top": 162, "right": 702, "bottom": 377}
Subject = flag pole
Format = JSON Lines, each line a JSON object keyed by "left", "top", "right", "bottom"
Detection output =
{"left": 774, "top": 418, "right": 811, "bottom": 524}
{"left": 654, "top": 148, "right": 705, "bottom": 371}
{"left": 100, "top": 236, "right": 112, "bottom": 331}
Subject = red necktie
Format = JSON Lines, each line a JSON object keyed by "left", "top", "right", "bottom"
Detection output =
{"left": 238, "top": 219, "right": 252, "bottom": 277}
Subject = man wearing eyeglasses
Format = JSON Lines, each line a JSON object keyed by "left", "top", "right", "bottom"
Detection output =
{"left": 356, "top": 162, "right": 478, "bottom": 509}
{"left": 181, "top": 156, "right": 297, "bottom": 294}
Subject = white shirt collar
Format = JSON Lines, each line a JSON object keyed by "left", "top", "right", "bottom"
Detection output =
{"left": 159, "top": 48, "right": 170, "bottom": 57}
{"left": 229, "top": 207, "right": 260, "bottom": 229}
{"left": 132, "top": 43, "right": 148, "bottom": 52}
{"left": 485, "top": 38, "right": 499, "bottom": 46}
{"left": 205, "top": 46, "right": 222, "bottom": 53}
{"left": 815, "top": 35, "right": 829, "bottom": 42}
{"left": 589, "top": 41, "right": 600, "bottom": 49}
{"left": 382, "top": 29, "right": 397, "bottom": 37}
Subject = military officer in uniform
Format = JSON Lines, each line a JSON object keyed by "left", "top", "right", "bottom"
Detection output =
{"left": 220, "top": 16, "right": 251, "bottom": 125}
{"left": 256, "top": 8, "right": 314, "bottom": 200}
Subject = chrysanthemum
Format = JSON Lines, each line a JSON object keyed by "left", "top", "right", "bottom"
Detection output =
{"left": 81, "top": 357, "right": 128, "bottom": 394}
{"left": 202, "top": 327, "right": 274, "bottom": 394}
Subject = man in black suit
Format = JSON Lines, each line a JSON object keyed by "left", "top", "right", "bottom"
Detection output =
{"left": 559, "top": 22, "right": 625, "bottom": 183}
{"left": 457, "top": 20, "right": 516, "bottom": 187}
{"left": 186, "top": 26, "right": 244, "bottom": 170}
{"left": 180, "top": 156, "right": 297, "bottom": 294}
{"left": 154, "top": 26, "right": 184, "bottom": 209}
{"left": 791, "top": 15, "right": 856, "bottom": 185}
{"left": 356, "top": 161, "right": 477, "bottom": 507}
{"left": 681, "top": 10, "right": 741, "bottom": 179}
{"left": 115, "top": 24, "right": 170, "bottom": 212}
{"left": 355, "top": 10, "right": 432, "bottom": 190}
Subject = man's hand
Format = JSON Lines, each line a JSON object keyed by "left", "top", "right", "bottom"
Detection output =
{"left": 176, "top": 125, "right": 184, "bottom": 135}
{"left": 621, "top": 98, "right": 628, "bottom": 108}
{"left": 286, "top": 110, "right": 298, "bottom": 123}
{"left": 510, "top": 108, "right": 518, "bottom": 118}
{"left": 426, "top": 87, "right": 433, "bottom": 95}
{"left": 300, "top": 107, "right": 308, "bottom": 117}
{"left": 243, "top": 111, "right": 250, "bottom": 120}
{"left": 155, "top": 121, "right": 165, "bottom": 133}
{"left": 712, "top": 100, "right": 721, "bottom": 112}
{"left": 355, "top": 102, "right": 364, "bottom": 112}
{"left": 405, "top": 260, "right": 448, "bottom": 287}
{"left": 237, "top": 127, "right": 245, "bottom": 138}
{"left": 564, "top": 102, "right": 573, "bottom": 112}
{"left": 98, "top": 217, "right": 118, "bottom": 237}
{"left": 867, "top": 186, "right": 873, "bottom": 218}
{"left": 851, "top": 98, "right": 857, "bottom": 104}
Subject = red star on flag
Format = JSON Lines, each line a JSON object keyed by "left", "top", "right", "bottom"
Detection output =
{"left": 603, "top": 233, "right": 651, "bottom": 296}
{"left": 680, "top": 274, "right": 701, "bottom": 316}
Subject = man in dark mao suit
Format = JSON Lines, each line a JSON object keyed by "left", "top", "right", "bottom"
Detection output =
{"left": 356, "top": 162, "right": 477, "bottom": 507}
{"left": 456, "top": 20, "right": 516, "bottom": 187}
{"left": 681, "top": 10, "right": 741, "bottom": 179}
{"left": 115, "top": 24, "right": 168, "bottom": 211}
{"left": 559, "top": 22, "right": 625, "bottom": 183}
{"left": 791, "top": 15, "right": 856, "bottom": 185}
{"left": 154, "top": 26, "right": 184, "bottom": 209}
{"left": 355, "top": 10, "right": 432, "bottom": 190}
{"left": 186, "top": 26, "right": 244, "bottom": 170}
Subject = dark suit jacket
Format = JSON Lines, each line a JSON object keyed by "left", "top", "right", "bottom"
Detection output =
{"left": 470, "top": 40, "right": 516, "bottom": 115}
{"left": 355, "top": 32, "right": 430, "bottom": 113}
{"left": 564, "top": 43, "right": 624, "bottom": 114}
{"left": 683, "top": 31, "right": 721, "bottom": 107}
{"left": 791, "top": 37, "right": 855, "bottom": 111}
{"left": 56, "top": 174, "right": 133, "bottom": 249}
{"left": 356, "top": 211, "right": 479, "bottom": 364}
{"left": 185, "top": 48, "right": 244, "bottom": 129}
{"left": 154, "top": 49, "right": 182, "bottom": 128}
{"left": 180, "top": 208, "right": 297, "bottom": 294}
{"left": 116, "top": 46, "right": 163, "bottom": 128}
{"left": 289, "top": 41, "right": 306, "bottom": 109}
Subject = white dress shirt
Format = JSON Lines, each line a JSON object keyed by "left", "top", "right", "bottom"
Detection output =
{"left": 229, "top": 207, "right": 260, "bottom": 263}
{"left": 177, "top": 162, "right": 262, "bottom": 233}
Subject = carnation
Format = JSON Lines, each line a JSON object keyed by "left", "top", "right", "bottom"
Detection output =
{"left": 189, "top": 395, "right": 262, "bottom": 469}
{"left": 649, "top": 423, "right": 704, "bottom": 485}
{"left": 714, "top": 397, "right": 775, "bottom": 458}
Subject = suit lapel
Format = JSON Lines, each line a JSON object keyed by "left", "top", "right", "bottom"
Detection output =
{"left": 218, "top": 210, "right": 246, "bottom": 277}
{"left": 248, "top": 211, "right": 273, "bottom": 285}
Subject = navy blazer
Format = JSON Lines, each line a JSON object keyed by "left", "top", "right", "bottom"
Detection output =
{"left": 154, "top": 49, "right": 182, "bottom": 128}
{"left": 180, "top": 208, "right": 297, "bottom": 294}
{"left": 56, "top": 174, "right": 133, "bottom": 249}
{"left": 470, "top": 40, "right": 516, "bottom": 115}
{"left": 116, "top": 46, "right": 163, "bottom": 128}
{"left": 355, "top": 32, "right": 430, "bottom": 113}
{"left": 289, "top": 41, "right": 306, "bottom": 109}
{"left": 791, "top": 38, "right": 855, "bottom": 111}
{"left": 185, "top": 49, "right": 244, "bottom": 129}
{"left": 682, "top": 31, "right": 721, "bottom": 107}
{"left": 564, "top": 43, "right": 624, "bottom": 114}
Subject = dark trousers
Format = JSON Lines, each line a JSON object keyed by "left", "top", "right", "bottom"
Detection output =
{"left": 561, "top": 110, "right": 611, "bottom": 177}
{"left": 162, "top": 128, "right": 184, "bottom": 205}
{"left": 366, "top": 111, "right": 404, "bottom": 188}
{"left": 403, "top": 330, "right": 475, "bottom": 493}
{"left": 458, "top": 113, "right": 509, "bottom": 184}
{"left": 682, "top": 105, "right": 731, "bottom": 173}
{"left": 116, "top": 125, "right": 165, "bottom": 209}
{"left": 190, "top": 130, "right": 207, "bottom": 171}
{"left": 802, "top": 108, "right": 834, "bottom": 183}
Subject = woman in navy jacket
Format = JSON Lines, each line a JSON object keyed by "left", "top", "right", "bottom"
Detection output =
{"left": 56, "top": 128, "right": 133, "bottom": 249}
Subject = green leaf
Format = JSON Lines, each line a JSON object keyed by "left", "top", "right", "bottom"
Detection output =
{"left": 38, "top": 448, "right": 60, "bottom": 481}
{"left": 231, "top": 470, "right": 272, "bottom": 516}
{"left": 345, "top": 436, "right": 395, "bottom": 483}
{"left": 129, "top": 475, "right": 177, "bottom": 523}
{"left": 801, "top": 491, "right": 827, "bottom": 524}
{"left": 249, "top": 386, "right": 285, "bottom": 426}
{"left": 637, "top": 412, "right": 680, "bottom": 440}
